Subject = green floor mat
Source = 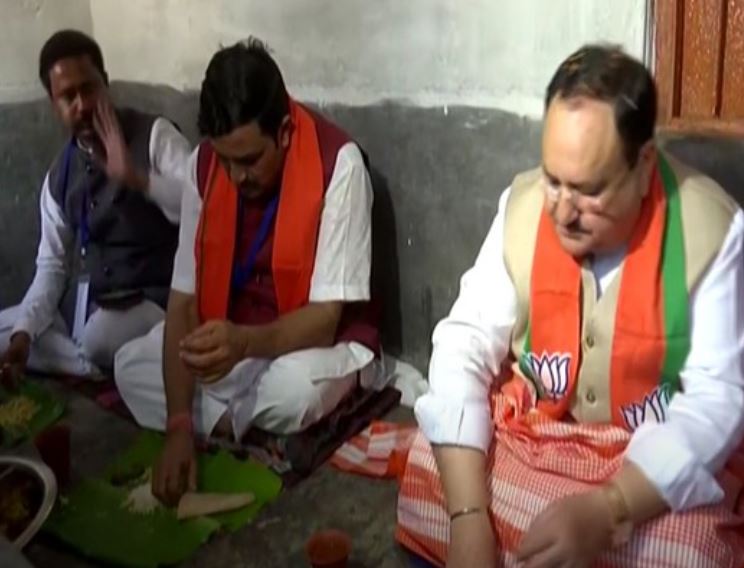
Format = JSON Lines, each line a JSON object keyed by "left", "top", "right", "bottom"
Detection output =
{"left": 0, "top": 380, "right": 65, "bottom": 448}
{"left": 44, "top": 431, "right": 283, "bottom": 567}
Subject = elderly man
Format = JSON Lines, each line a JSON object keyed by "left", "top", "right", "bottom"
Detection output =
{"left": 114, "top": 39, "right": 380, "bottom": 505}
{"left": 397, "top": 45, "right": 744, "bottom": 567}
{"left": 0, "top": 30, "right": 190, "bottom": 380}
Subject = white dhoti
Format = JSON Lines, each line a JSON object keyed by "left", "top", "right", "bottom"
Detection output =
{"left": 114, "top": 321, "right": 379, "bottom": 436}
{"left": 0, "top": 301, "right": 165, "bottom": 375}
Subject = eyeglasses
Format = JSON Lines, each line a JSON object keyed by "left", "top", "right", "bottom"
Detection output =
{"left": 542, "top": 178, "right": 604, "bottom": 211}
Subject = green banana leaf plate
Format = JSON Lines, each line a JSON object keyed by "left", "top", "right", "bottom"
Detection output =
{"left": 44, "top": 431, "right": 282, "bottom": 567}
{"left": 0, "top": 380, "right": 65, "bottom": 449}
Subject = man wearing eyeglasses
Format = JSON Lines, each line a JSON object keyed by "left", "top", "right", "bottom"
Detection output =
{"left": 398, "top": 45, "right": 744, "bottom": 567}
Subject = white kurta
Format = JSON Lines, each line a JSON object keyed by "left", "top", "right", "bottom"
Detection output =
{"left": 0, "top": 118, "right": 192, "bottom": 373}
{"left": 416, "top": 186, "right": 744, "bottom": 513}
{"left": 115, "top": 141, "right": 381, "bottom": 436}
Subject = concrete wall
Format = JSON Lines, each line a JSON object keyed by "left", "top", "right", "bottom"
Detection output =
{"left": 0, "top": 0, "right": 92, "bottom": 103}
{"left": 12, "top": 1, "right": 731, "bottom": 374}
{"left": 90, "top": 0, "right": 647, "bottom": 118}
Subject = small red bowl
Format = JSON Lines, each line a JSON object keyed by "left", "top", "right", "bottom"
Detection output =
{"left": 305, "top": 529, "right": 352, "bottom": 568}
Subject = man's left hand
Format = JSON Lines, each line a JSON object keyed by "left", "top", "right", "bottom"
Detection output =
{"left": 179, "top": 320, "right": 248, "bottom": 382}
{"left": 93, "top": 97, "right": 147, "bottom": 190}
{"left": 516, "top": 490, "right": 613, "bottom": 568}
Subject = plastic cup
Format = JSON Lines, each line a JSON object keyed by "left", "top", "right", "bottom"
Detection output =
{"left": 305, "top": 529, "right": 352, "bottom": 568}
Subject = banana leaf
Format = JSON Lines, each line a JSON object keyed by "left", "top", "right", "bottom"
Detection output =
{"left": 46, "top": 478, "right": 219, "bottom": 568}
{"left": 0, "top": 380, "right": 65, "bottom": 449}
{"left": 106, "top": 431, "right": 282, "bottom": 531}
{"left": 44, "top": 431, "right": 283, "bottom": 566}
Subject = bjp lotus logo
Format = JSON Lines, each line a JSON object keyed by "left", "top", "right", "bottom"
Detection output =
{"left": 522, "top": 352, "right": 571, "bottom": 400}
{"left": 621, "top": 386, "right": 671, "bottom": 431}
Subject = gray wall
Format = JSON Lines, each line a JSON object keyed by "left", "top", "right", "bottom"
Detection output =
{"left": 0, "top": 100, "right": 66, "bottom": 305}
{"left": 1, "top": 84, "right": 743, "bottom": 372}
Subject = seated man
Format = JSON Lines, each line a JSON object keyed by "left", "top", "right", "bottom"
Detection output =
{"left": 397, "top": 45, "right": 744, "bottom": 567}
{"left": 114, "top": 39, "right": 380, "bottom": 504}
{"left": 0, "top": 30, "right": 191, "bottom": 379}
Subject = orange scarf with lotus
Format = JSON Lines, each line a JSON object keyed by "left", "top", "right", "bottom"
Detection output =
{"left": 518, "top": 155, "right": 690, "bottom": 431}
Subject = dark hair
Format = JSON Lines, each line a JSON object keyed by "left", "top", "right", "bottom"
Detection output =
{"left": 38, "top": 30, "right": 106, "bottom": 94}
{"left": 545, "top": 44, "right": 657, "bottom": 167}
{"left": 198, "top": 38, "right": 289, "bottom": 138}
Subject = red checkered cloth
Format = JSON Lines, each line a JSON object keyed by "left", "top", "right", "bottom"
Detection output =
{"left": 330, "top": 421, "right": 417, "bottom": 480}
{"left": 396, "top": 392, "right": 744, "bottom": 568}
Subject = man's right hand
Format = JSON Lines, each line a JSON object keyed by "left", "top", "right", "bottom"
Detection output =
{"left": 179, "top": 320, "right": 249, "bottom": 382}
{"left": 152, "top": 429, "right": 197, "bottom": 506}
{"left": 446, "top": 511, "right": 497, "bottom": 568}
{"left": 0, "top": 332, "right": 31, "bottom": 389}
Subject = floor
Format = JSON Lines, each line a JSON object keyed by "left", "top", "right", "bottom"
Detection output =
{"left": 13, "top": 381, "right": 417, "bottom": 567}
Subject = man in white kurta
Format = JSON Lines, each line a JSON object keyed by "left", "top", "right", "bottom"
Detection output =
{"left": 0, "top": 30, "right": 190, "bottom": 380}
{"left": 115, "top": 42, "right": 383, "bottom": 511}
{"left": 114, "top": 139, "right": 379, "bottom": 437}
{"left": 397, "top": 44, "right": 744, "bottom": 568}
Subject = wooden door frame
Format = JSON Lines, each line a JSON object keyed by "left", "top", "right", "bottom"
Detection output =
{"left": 653, "top": 0, "right": 744, "bottom": 135}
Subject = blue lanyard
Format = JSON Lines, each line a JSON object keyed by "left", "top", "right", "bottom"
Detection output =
{"left": 231, "top": 195, "right": 280, "bottom": 293}
{"left": 60, "top": 139, "right": 91, "bottom": 257}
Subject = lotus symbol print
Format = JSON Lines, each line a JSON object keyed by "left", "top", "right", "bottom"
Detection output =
{"left": 526, "top": 352, "right": 571, "bottom": 400}
{"left": 621, "top": 386, "right": 671, "bottom": 431}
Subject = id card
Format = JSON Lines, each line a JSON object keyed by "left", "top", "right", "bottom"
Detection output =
{"left": 72, "top": 273, "right": 90, "bottom": 345}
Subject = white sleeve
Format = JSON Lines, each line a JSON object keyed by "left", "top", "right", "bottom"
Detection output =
{"left": 146, "top": 117, "right": 193, "bottom": 224}
{"left": 308, "top": 142, "right": 373, "bottom": 303}
{"left": 414, "top": 188, "right": 517, "bottom": 452}
{"left": 13, "top": 175, "right": 74, "bottom": 340}
{"left": 626, "top": 209, "right": 744, "bottom": 511}
{"left": 169, "top": 149, "right": 201, "bottom": 295}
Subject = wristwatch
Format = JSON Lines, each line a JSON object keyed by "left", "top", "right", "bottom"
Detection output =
{"left": 602, "top": 482, "right": 633, "bottom": 548}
